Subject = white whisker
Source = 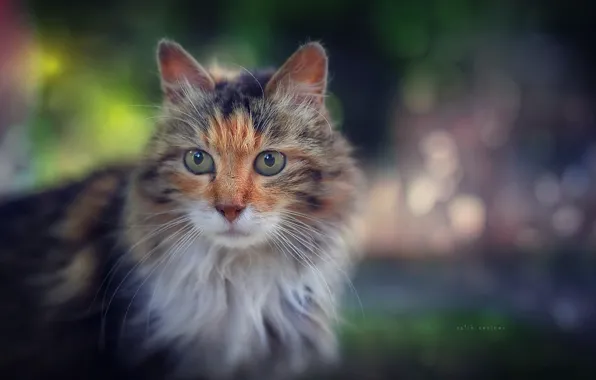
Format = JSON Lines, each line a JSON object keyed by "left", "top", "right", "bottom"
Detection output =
{"left": 273, "top": 227, "right": 338, "bottom": 322}
{"left": 99, "top": 222, "right": 189, "bottom": 347}
{"left": 280, "top": 220, "right": 364, "bottom": 320}
{"left": 89, "top": 215, "right": 190, "bottom": 314}
{"left": 121, "top": 224, "right": 198, "bottom": 338}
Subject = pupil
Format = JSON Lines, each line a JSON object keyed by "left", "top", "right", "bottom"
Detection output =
{"left": 193, "top": 152, "right": 204, "bottom": 165}
{"left": 264, "top": 153, "right": 275, "bottom": 167}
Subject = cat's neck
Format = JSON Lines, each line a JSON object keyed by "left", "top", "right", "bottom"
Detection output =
{"left": 124, "top": 229, "right": 336, "bottom": 378}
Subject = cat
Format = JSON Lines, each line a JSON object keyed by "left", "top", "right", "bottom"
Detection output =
{"left": 0, "top": 39, "right": 364, "bottom": 380}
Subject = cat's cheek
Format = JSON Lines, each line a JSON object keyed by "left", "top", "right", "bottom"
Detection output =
{"left": 167, "top": 172, "right": 214, "bottom": 200}
{"left": 246, "top": 186, "right": 285, "bottom": 213}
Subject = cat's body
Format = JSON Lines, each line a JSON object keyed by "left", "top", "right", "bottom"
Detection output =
{"left": 0, "top": 167, "right": 131, "bottom": 379}
{"left": 0, "top": 40, "right": 363, "bottom": 380}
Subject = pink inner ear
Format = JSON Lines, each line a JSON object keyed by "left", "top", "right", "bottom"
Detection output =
{"left": 288, "top": 44, "right": 327, "bottom": 89}
{"left": 266, "top": 43, "right": 328, "bottom": 104}
{"left": 158, "top": 41, "right": 215, "bottom": 92}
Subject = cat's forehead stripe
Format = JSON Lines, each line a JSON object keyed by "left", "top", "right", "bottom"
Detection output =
{"left": 204, "top": 110, "right": 262, "bottom": 153}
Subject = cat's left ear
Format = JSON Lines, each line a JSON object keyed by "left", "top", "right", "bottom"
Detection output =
{"left": 265, "top": 42, "right": 328, "bottom": 108}
{"left": 157, "top": 39, "right": 215, "bottom": 102}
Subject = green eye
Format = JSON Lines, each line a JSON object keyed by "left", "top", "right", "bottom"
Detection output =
{"left": 254, "top": 151, "right": 286, "bottom": 176}
{"left": 184, "top": 150, "right": 215, "bottom": 175}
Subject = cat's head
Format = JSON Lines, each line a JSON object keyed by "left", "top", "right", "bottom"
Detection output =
{"left": 132, "top": 40, "right": 361, "bottom": 249}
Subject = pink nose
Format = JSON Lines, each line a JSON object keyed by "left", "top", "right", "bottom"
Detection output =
{"left": 215, "top": 204, "right": 245, "bottom": 223}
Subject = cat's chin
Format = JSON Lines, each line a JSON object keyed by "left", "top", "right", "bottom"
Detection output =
{"left": 209, "top": 231, "right": 268, "bottom": 249}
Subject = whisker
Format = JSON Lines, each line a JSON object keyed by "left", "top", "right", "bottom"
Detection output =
{"left": 270, "top": 230, "right": 307, "bottom": 270}
{"left": 146, "top": 226, "right": 203, "bottom": 337}
{"left": 88, "top": 216, "right": 190, "bottom": 313}
{"left": 177, "top": 79, "right": 204, "bottom": 126}
{"left": 232, "top": 64, "right": 264, "bottom": 97}
{"left": 135, "top": 208, "right": 189, "bottom": 217}
{"left": 272, "top": 228, "right": 338, "bottom": 322}
{"left": 124, "top": 103, "right": 163, "bottom": 110}
{"left": 144, "top": 114, "right": 200, "bottom": 130}
{"left": 99, "top": 225, "right": 189, "bottom": 347}
{"left": 280, "top": 209, "right": 337, "bottom": 229}
{"left": 280, "top": 221, "right": 364, "bottom": 320}
{"left": 121, "top": 224, "right": 198, "bottom": 337}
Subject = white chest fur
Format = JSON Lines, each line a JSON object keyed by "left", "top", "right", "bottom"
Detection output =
{"left": 131, "top": 239, "right": 341, "bottom": 379}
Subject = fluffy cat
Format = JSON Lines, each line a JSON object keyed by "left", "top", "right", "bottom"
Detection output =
{"left": 0, "top": 39, "right": 364, "bottom": 380}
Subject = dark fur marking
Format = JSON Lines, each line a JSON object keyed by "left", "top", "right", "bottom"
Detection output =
{"left": 295, "top": 192, "right": 322, "bottom": 211}
{"left": 139, "top": 167, "right": 158, "bottom": 182}
{"left": 266, "top": 125, "right": 283, "bottom": 141}
{"left": 298, "top": 129, "right": 326, "bottom": 142}
{"left": 251, "top": 111, "right": 267, "bottom": 133}
{"left": 298, "top": 130, "right": 310, "bottom": 140}
{"left": 158, "top": 153, "right": 180, "bottom": 165}
{"left": 311, "top": 170, "right": 323, "bottom": 182}
{"left": 280, "top": 167, "right": 322, "bottom": 188}
{"left": 214, "top": 81, "right": 229, "bottom": 91}
{"left": 263, "top": 167, "right": 316, "bottom": 189}
{"left": 264, "top": 319, "right": 280, "bottom": 345}
{"left": 212, "top": 69, "right": 275, "bottom": 120}
{"left": 137, "top": 166, "right": 175, "bottom": 205}
{"left": 305, "top": 196, "right": 322, "bottom": 210}
{"left": 328, "top": 170, "right": 342, "bottom": 178}
{"left": 152, "top": 196, "right": 172, "bottom": 204}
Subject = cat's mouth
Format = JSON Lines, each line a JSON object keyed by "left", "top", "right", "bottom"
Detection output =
{"left": 217, "top": 228, "right": 249, "bottom": 237}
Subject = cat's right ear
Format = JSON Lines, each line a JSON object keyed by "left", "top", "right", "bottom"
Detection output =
{"left": 157, "top": 39, "right": 215, "bottom": 103}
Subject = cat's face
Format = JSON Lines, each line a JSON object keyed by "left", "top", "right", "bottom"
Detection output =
{"left": 134, "top": 40, "right": 360, "bottom": 249}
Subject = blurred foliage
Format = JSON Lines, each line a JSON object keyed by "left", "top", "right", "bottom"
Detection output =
{"left": 28, "top": 42, "right": 154, "bottom": 186}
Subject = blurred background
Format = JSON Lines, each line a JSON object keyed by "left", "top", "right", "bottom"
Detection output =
{"left": 2, "top": 0, "right": 596, "bottom": 377}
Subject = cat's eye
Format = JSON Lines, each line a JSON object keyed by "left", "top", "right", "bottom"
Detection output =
{"left": 254, "top": 151, "right": 286, "bottom": 176}
{"left": 184, "top": 150, "right": 215, "bottom": 175}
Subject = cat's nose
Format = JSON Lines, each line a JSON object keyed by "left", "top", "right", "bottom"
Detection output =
{"left": 215, "top": 204, "right": 245, "bottom": 223}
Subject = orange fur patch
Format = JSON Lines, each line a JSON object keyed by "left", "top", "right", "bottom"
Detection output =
{"left": 168, "top": 111, "right": 284, "bottom": 212}
{"left": 205, "top": 111, "right": 260, "bottom": 205}
{"left": 58, "top": 174, "right": 120, "bottom": 242}
{"left": 204, "top": 111, "right": 262, "bottom": 154}
{"left": 47, "top": 246, "right": 96, "bottom": 305}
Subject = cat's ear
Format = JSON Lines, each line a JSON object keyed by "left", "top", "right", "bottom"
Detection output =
{"left": 265, "top": 42, "right": 328, "bottom": 108}
{"left": 157, "top": 39, "right": 215, "bottom": 102}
